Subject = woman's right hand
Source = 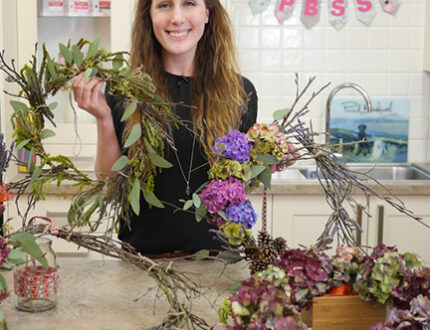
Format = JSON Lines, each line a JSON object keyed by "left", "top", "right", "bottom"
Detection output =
{"left": 71, "top": 73, "right": 111, "bottom": 122}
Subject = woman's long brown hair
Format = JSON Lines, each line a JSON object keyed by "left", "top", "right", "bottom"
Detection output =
{"left": 127, "top": 0, "right": 245, "bottom": 159}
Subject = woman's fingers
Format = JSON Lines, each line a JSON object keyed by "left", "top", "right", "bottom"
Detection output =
{"left": 79, "top": 77, "right": 101, "bottom": 108}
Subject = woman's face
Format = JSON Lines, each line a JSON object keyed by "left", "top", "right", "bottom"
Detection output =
{"left": 150, "top": 0, "right": 209, "bottom": 61}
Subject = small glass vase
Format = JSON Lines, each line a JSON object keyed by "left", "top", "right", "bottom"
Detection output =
{"left": 13, "top": 237, "right": 58, "bottom": 312}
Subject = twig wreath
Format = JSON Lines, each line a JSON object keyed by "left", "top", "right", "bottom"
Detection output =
{"left": 1, "top": 37, "right": 429, "bottom": 328}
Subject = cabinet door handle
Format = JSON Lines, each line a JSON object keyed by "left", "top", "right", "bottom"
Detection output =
{"left": 46, "top": 211, "right": 68, "bottom": 218}
{"left": 377, "top": 205, "right": 384, "bottom": 246}
{"left": 356, "top": 205, "right": 363, "bottom": 246}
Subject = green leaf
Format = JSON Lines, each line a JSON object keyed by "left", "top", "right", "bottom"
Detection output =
{"left": 183, "top": 200, "right": 193, "bottom": 210}
{"left": 7, "top": 248, "right": 26, "bottom": 264}
{"left": 72, "top": 45, "right": 84, "bottom": 66}
{"left": 143, "top": 137, "right": 156, "bottom": 154}
{"left": 29, "top": 166, "right": 42, "bottom": 185}
{"left": 143, "top": 190, "right": 164, "bottom": 208}
{"left": 128, "top": 178, "right": 141, "bottom": 215}
{"left": 112, "top": 54, "right": 124, "bottom": 70}
{"left": 10, "top": 100, "right": 28, "bottom": 112}
{"left": 0, "top": 275, "right": 6, "bottom": 291}
{"left": 123, "top": 124, "right": 141, "bottom": 148}
{"left": 250, "top": 165, "right": 266, "bottom": 179}
{"left": 119, "top": 66, "right": 131, "bottom": 77}
{"left": 192, "top": 193, "right": 201, "bottom": 208}
{"left": 217, "top": 210, "right": 228, "bottom": 221}
{"left": 258, "top": 166, "right": 272, "bottom": 189}
{"left": 120, "top": 100, "right": 137, "bottom": 122}
{"left": 148, "top": 153, "right": 173, "bottom": 168}
{"left": 257, "top": 153, "right": 278, "bottom": 166}
{"left": 195, "top": 203, "right": 207, "bottom": 223}
{"left": 273, "top": 107, "right": 291, "bottom": 121}
{"left": 15, "top": 139, "right": 30, "bottom": 151}
{"left": 219, "top": 251, "right": 242, "bottom": 264}
{"left": 86, "top": 35, "right": 102, "bottom": 59}
{"left": 59, "top": 43, "right": 73, "bottom": 64}
{"left": 111, "top": 155, "right": 129, "bottom": 171}
{"left": 9, "top": 233, "right": 48, "bottom": 268}
{"left": 83, "top": 67, "right": 92, "bottom": 84}
{"left": 48, "top": 101, "right": 58, "bottom": 110}
{"left": 47, "top": 56, "right": 57, "bottom": 78}
{"left": 194, "top": 249, "right": 209, "bottom": 261}
{"left": 40, "top": 128, "right": 56, "bottom": 140}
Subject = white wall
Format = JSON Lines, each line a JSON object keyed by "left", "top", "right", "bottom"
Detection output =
{"left": 230, "top": 0, "right": 430, "bottom": 162}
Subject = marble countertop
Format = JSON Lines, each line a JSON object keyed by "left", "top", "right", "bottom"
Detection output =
{"left": 2, "top": 257, "right": 250, "bottom": 330}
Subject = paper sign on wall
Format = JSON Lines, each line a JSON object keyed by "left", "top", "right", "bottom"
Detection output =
{"left": 379, "top": 0, "right": 400, "bottom": 16}
{"left": 353, "top": 0, "right": 376, "bottom": 26}
{"left": 275, "top": 0, "right": 296, "bottom": 24}
{"left": 301, "top": 0, "right": 321, "bottom": 29}
{"left": 328, "top": 0, "right": 348, "bottom": 30}
{"left": 249, "top": 0, "right": 271, "bottom": 14}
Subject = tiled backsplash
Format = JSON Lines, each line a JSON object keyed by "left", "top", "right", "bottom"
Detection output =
{"left": 230, "top": 0, "right": 430, "bottom": 162}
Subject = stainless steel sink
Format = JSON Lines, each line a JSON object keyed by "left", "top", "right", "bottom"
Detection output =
{"left": 296, "top": 164, "right": 430, "bottom": 181}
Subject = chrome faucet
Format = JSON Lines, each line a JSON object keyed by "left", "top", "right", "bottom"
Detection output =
{"left": 325, "top": 83, "right": 372, "bottom": 144}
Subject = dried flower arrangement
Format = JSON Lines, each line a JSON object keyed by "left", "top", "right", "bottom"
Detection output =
{"left": 218, "top": 244, "right": 430, "bottom": 329}
{"left": 1, "top": 37, "right": 429, "bottom": 329}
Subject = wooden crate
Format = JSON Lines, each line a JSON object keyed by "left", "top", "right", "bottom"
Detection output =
{"left": 302, "top": 295, "right": 386, "bottom": 330}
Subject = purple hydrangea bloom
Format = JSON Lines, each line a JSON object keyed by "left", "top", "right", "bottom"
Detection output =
{"left": 225, "top": 200, "right": 257, "bottom": 229}
{"left": 212, "top": 130, "right": 252, "bottom": 163}
{"left": 199, "top": 177, "right": 247, "bottom": 214}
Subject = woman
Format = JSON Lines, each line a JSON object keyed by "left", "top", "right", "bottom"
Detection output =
{"left": 72, "top": 0, "right": 258, "bottom": 256}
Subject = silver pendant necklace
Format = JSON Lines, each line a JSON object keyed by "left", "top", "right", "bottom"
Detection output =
{"left": 174, "top": 133, "right": 196, "bottom": 196}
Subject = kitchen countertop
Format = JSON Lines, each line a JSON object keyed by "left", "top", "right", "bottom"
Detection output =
{"left": 1, "top": 257, "right": 249, "bottom": 330}
{"left": 10, "top": 163, "right": 430, "bottom": 196}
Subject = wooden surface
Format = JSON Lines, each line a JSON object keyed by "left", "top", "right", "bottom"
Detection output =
{"left": 311, "top": 296, "right": 386, "bottom": 330}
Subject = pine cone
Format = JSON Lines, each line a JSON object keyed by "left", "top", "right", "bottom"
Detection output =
{"left": 250, "top": 259, "right": 268, "bottom": 274}
{"left": 244, "top": 246, "right": 258, "bottom": 261}
{"left": 257, "top": 231, "right": 272, "bottom": 248}
{"left": 260, "top": 245, "right": 278, "bottom": 264}
{"left": 273, "top": 237, "right": 287, "bottom": 254}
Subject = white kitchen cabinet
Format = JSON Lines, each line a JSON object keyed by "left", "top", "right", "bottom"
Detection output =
{"left": 368, "top": 196, "right": 430, "bottom": 265}
{"left": 271, "top": 195, "right": 368, "bottom": 255}
{"left": 271, "top": 193, "right": 430, "bottom": 263}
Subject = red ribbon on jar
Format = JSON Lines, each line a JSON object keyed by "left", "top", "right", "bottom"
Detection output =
{"left": 14, "top": 265, "right": 58, "bottom": 299}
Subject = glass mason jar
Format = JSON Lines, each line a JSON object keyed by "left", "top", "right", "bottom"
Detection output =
{"left": 13, "top": 237, "right": 58, "bottom": 312}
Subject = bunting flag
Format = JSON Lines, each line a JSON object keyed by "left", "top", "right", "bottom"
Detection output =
{"left": 275, "top": 0, "right": 296, "bottom": 24}
{"left": 248, "top": 0, "right": 401, "bottom": 28}
{"left": 249, "top": 0, "right": 271, "bottom": 14}
{"left": 301, "top": 0, "right": 321, "bottom": 29}
{"left": 353, "top": 0, "right": 376, "bottom": 26}
{"left": 379, "top": 0, "right": 400, "bottom": 15}
{"left": 328, "top": 0, "right": 348, "bottom": 30}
